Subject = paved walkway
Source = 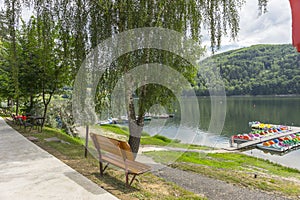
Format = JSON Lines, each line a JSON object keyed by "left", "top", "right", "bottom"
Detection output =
{"left": 0, "top": 117, "right": 119, "bottom": 200}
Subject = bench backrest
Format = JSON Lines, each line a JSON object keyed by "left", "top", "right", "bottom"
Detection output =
{"left": 90, "top": 133, "right": 134, "bottom": 161}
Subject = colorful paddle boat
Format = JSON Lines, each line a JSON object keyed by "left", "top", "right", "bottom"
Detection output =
{"left": 257, "top": 133, "right": 300, "bottom": 152}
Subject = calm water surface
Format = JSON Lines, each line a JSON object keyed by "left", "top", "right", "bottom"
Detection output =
{"left": 143, "top": 96, "right": 300, "bottom": 169}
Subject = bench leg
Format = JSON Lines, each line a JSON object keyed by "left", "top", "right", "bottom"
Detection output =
{"left": 125, "top": 172, "right": 129, "bottom": 186}
{"left": 99, "top": 162, "right": 109, "bottom": 176}
{"left": 99, "top": 162, "right": 104, "bottom": 176}
{"left": 103, "top": 163, "right": 109, "bottom": 172}
{"left": 129, "top": 174, "right": 137, "bottom": 186}
{"left": 125, "top": 173, "right": 137, "bottom": 187}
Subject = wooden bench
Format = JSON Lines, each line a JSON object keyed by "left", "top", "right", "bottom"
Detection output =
{"left": 18, "top": 117, "right": 34, "bottom": 130}
{"left": 90, "top": 133, "right": 151, "bottom": 186}
{"left": 28, "top": 116, "right": 45, "bottom": 132}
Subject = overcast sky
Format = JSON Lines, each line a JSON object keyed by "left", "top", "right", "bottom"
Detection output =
{"left": 213, "top": 0, "right": 292, "bottom": 53}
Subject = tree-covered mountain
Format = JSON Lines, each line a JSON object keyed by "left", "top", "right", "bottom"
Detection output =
{"left": 195, "top": 44, "right": 300, "bottom": 96}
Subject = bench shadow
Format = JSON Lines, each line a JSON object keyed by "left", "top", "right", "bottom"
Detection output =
{"left": 91, "top": 172, "right": 139, "bottom": 194}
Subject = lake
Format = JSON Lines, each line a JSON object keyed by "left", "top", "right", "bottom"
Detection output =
{"left": 143, "top": 96, "right": 300, "bottom": 170}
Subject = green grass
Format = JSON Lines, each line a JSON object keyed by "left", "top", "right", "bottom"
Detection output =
{"left": 44, "top": 127, "right": 84, "bottom": 144}
{"left": 141, "top": 136, "right": 212, "bottom": 150}
{"left": 145, "top": 151, "right": 300, "bottom": 178}
{"left": 141, "top": 135, "right": 177, "bottom": 146}
{"left": 99, "top": 124, "right": 130, "bottom": 136}
{"left": 99, "top": 124, "right": 212, "bottom": 150}
{"left": 99, "top": 124, "right": 150, "bottom": 136}
{"left": 19, "top": 126, "right": 86, "bottom": 159}
{"left": 145, "top": 151, "right": 300, "bottom": 198}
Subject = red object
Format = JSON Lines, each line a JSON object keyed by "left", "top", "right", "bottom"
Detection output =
{"left": 16, "top": 115, "right": 27, "bottom": 120}
{"left": 290, "top": 0, "right": 300, "bottom": 52}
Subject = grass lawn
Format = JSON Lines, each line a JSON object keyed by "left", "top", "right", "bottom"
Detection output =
{"left": 145, "top": 151, "right": 300, "bottom": 198}
{"left": 98, "top": 124, "right": 213, "bottom": 150}
{"left": 5, "top": 119, "right": 205, "bottom": 200}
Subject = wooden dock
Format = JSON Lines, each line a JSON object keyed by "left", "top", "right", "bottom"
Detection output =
{"left": 225, "top": 126, "right": 300, "bottom": 151}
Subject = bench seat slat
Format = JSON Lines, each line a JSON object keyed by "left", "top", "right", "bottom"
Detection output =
{"left": 125, "top": 159, "right": 151, "bottom": 174}
{"left": 101, "top": 153, "right": 151, "bottom": 174}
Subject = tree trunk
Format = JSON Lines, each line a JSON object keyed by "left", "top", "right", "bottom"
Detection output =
{"left": 124, "top": 53, "right": 148, "bottom": 158}
{"left": 42, "top": 91, "right": 54, "bottom": 128}
{"left": 42, "top": 103, "right": 48, "bottom": 127}
{"left": 29, "top": 95, "right": 34, "bottom": 113}
{"left": 15, "top": 98, "right": 19, "bottom": 116}
{"left": 128, "top": 133, "right": 141, "bottom": 158}
{"left": 125, "top": 74, "right": 145, "bottom": 159}
{"left": 127, "top": 89, "right": 146, "bottom": 159}
{"left": 128, "top": 112, "right": 144, "bottom": 158}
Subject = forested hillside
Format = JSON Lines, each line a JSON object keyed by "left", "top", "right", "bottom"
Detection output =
{"left": 195, "top": 44, "right": 300, "bottom": 96}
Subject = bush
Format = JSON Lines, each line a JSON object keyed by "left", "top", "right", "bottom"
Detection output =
{"left": 153, "top": 134, "right": 172, "bottom": 143}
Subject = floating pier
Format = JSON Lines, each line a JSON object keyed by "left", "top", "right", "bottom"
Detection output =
{"left": 225, "top": 126, "right": 300, "bottom": 151}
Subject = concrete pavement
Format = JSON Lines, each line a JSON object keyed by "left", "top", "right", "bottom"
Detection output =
{"left": 0, "top": 117, "right": 119, "bottom": 200}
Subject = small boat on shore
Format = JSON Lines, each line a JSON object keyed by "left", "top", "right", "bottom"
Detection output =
{"left": 228, "top": 121, "right": 300, "bottom": 154}
{"left": 249, "top": 121, "right": 287, "bottom": 130}
{"left": 145, "top": 113, "right": 175, "bottom": 119}
{"left": 257, "top": 133, "right": 300, "bottom": 152}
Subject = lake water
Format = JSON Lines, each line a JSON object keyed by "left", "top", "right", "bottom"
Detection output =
{"left": 143, "top": 96, "right": 300, "bottom": 170}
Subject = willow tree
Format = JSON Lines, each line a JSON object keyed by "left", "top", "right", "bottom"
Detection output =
{"left": 89, "top": 0, "right": 269, "bottom": 156}
{"left": 4, "top": 0, "right": 22, "bottom": 114}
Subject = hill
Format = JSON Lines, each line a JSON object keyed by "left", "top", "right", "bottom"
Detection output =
{"left": 195, "top": 44, "right": 300, "bottom": 96}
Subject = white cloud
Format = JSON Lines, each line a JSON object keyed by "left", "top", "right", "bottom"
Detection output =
{"left": 215, "top": 0, "right": 292, "bottom": 53}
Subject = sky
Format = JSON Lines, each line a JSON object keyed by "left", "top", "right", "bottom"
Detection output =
{"left": 213, "top": 0, "right": 292, "bottom": 53}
